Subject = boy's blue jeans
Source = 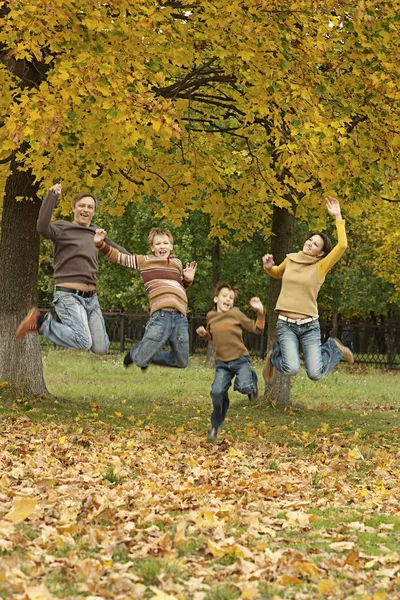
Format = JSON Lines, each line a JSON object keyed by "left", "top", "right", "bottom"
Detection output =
{"left": 210, "top": 355, "right": 257, "bottom": 429}
{"left": 271, "top": 318, "right": 343, "bottom": 380}
{"left": 39, "top": 290, "right": 110, "bottom": 354}
{"left": 128, "top": 309, "right": 189, "bottom": 368}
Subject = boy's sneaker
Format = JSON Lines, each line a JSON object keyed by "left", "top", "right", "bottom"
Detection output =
{"left": 123, "top": 351, "right": 133, "bottom": 367}
{"left": 332, "top": 338, "right": 354, "bottom": 364}
{"left": 262, "top": 350, "right": 275, "bottom": 383}
{"left": 248, "top": 380, "right": 259, "bottom": 402}
{"left": 16, "top": 308, "right": 41, "bottom": 340}
{"left": 207, "top": 426, "right": 219, "bottom": 442}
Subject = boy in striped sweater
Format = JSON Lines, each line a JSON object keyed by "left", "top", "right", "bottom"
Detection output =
{"left": 93, "top": 227, "right": 196, "bottom": 369}
{"left": 197, "top": 283, "right": 265, "bottom": 442}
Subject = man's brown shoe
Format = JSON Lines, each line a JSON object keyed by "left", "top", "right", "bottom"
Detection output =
{"left": 333, "top": 338, "right": 354, "bottom": 364}
{"left": 16, "top": 308, "right": 41, "bottom": 340}
{"left": 262, "top": 350, "right": 275, "bottom": 383}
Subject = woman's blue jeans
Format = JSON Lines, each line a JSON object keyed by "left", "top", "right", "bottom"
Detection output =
{"left": 210, "top": 355, "right": 257, "bottom": 428}
{"left": 271, "top": 318, "right": 343, "bottom": 380}
{"left": 129, "top": 309, "right": 189, "bottom": 368}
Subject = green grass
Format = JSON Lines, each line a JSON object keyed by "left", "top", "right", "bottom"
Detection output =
{"left": 1, "top": 350, "right": 399, "bottom": 600}
{"left": 0, "top": 351, "right": 398, "bottom": 448}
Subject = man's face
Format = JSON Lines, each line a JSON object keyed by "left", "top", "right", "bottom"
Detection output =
{"left": 151, "top": 234, "right": 173, "bottom": 258}
{"left": 72, "top": 196, "right": 96, "bottom": 227}
{"left": 214, "top": 287, "right": 235, "bottom": 313}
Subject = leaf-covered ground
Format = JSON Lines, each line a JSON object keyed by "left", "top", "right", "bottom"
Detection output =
{"left": 0, "top": 354, "right": 399, "bottom": 600}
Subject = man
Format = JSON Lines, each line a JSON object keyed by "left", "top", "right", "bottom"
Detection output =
{"left": 16, "top": 183, "right": 126, "bottom": 353}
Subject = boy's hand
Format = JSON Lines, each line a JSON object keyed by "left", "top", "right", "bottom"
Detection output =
{"left": 325, "top": 195, "right": 342, "bottom": 220}
{"left": 183, "top": 261, "right": 197, "bottom": 282}
{"left": 196, "top": 326, "right": 208, "bottom": 339}
{"left": 249, "top": 297, "right": 264, "bottom": 313}
{"left": 262, "top": 254, "right": 275, "bottom": 270}
{"left": 50, "top": 183, "right": 61, "bottom": 195}
{"left": 94, "top": 228, "right": 106, "bottom": 245}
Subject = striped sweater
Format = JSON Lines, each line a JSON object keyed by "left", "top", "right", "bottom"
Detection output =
{"left": 95, "top": 241, "right": 191, "bottom": 315}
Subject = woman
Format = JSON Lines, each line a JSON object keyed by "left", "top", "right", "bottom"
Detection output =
{"left": 262, "top": 196, "right": 353, "bottom": 382}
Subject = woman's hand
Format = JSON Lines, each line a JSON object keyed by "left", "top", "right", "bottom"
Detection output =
{"left": 94, "top": 228, "right": 106, "bottom": 245}
{"left": 262, "top": 254, "right": 275, "bottom": 270}
{"left": 326, "top": 196, "right": 342, "bottom": 220}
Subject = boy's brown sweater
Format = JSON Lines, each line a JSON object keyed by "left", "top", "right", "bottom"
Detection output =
{"left": 204, "top": 307, "right": 265, "bottom": 362}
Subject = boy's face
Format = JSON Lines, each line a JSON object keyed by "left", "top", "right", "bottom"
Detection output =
{"left": 214, "top": 287, "right": 235, "bottom": 313}
{"left": 151, "top": 234, "right": 173, "bottom": 258}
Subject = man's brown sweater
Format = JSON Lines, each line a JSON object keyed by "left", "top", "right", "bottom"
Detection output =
{"left": 37, "top": 190, "right": 126, "bottom": 287}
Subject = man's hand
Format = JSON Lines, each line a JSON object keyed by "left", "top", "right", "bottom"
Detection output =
{"left": 262, "top": 254, "right": 275, "bottom": 270}
{"left": 196, "top": 326, "right": 208, "bottom": 339}
{"left": 183, "top": 261, "right": 197, "bottom": 282}
{"left": 94, "top": 228, "right": 106, "bottom": 245}
{"left": 50, "top": 183, "right": 61, "bottom": 195}
{"left": 249, "top": 297, "right": 264, "bottom": 314}
{"left": 325, "top": 196, "right": 342, "bottom": 220}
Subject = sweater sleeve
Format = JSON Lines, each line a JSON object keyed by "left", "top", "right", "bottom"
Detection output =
{"left": 317, "top": 220, "right": 347, "bottom": 281}
{"left": 95, "top": 240, "right": 140, "bottom": 269}
{"left": 105, "top": 237, "right": 129, "bottom": 254}
{"left": 36, "top": 190, "right": 61, "bottom": 239}
{"left": 236, "top": 308, "right": 265, "bottom": 334}
{"left": 264, "top": 257, "right": 288, "bottom": 279}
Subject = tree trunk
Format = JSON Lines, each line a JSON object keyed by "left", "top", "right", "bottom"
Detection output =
{"left": 263, "top": 204, "right": 296, "bottom": 407}
{"left": 206, "top": 237, "right": 220, "bottom": 367}
{"left": 0, "top": 158, "right": 47, "bottom": 396}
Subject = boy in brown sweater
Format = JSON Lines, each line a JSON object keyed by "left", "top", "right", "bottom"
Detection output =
{"left": 197, "top": 284, "right": 265, "bottom": 441}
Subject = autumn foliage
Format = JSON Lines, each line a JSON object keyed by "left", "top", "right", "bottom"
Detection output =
{"left": 0, "top": 0, "right": 399, "bottom": 237}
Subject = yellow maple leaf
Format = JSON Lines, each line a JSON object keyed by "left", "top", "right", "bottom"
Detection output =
{"left": 317, "top": 579, "right": 337, "bottom": 594}
{"left": 6, "top": 497, "right": 37, "bottom": 522}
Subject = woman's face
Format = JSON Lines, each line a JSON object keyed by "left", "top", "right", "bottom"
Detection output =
{"left": 303, "top": 234, "right": 325, "bottom": 257}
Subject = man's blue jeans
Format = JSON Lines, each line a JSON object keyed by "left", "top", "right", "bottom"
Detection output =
{"left": 39, "top": 290, "right": 110, "bottom": 354}
{"left": 271, "top": 318, "right": 343, "bottom": 380}
{"left": 128, "top": 309, "right": 189, "bottom": 368}
{"left": 210, "top": 355, "right": 257, "bottom": 428}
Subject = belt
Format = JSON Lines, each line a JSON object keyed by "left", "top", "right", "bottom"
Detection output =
{"left": 278, "top": 315, "right": 317, "bottom": 325}
{"left": 55, "top": 286, "right": 96, "bottom": 298}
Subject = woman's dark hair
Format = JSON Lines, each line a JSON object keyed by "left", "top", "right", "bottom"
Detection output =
{"left": 305, "top": 231, "right": 332, "bottom": 257}
{"left": 212, "top": 282, "right": 238, "bottom": 309}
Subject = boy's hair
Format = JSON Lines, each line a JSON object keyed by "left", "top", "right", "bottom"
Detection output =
{"left": 148, "top": 227, "right": 174, "bottom": 247}
{"left": 72, "top": 192, "right": 98, "bottom": 210}
{"left": 213, "top": 282, "right": 238, "bottom": 309}
{"left": 305, "top": 231, "right": 333, "bottom": 257}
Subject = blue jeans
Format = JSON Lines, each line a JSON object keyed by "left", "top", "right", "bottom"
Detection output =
{"left": 271, "top": 318, "right": 343, "bottom": 380}
{"left": 128, "top": 309, "right": 189, "bottom": 368}
{"left": 210, "top": 356, "right": 257, "bottom": 428}
{"left": 39, "top": 291, "right": 110, "bottom": 354}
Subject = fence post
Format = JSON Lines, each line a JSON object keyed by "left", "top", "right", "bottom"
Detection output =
{"left": 120, "top": 314, "right": 125, "bottom": 353}
{"left": 189, "top": 315, "right": 195, "bottom": 355}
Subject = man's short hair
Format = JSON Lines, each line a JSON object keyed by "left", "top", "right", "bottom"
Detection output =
{"left": 72, "top": 192, "right": 98, "bottom": 210}
{"left": 148, "top": 227, "right": 174, "bottom": 247}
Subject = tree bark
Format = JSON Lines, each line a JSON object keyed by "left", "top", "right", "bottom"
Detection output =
{"left": 0, "top": 157, "right": 47, "bottom": 396}
{"left": 206, "top": 237, "right": 220, "bottom": 367}
{"left": 263, "top": 204, "right": 296, "bottom": 407}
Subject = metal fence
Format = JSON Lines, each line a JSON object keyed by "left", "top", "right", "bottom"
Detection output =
{"left": 39, "top": 311, "right": 400, "bottom": 369}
